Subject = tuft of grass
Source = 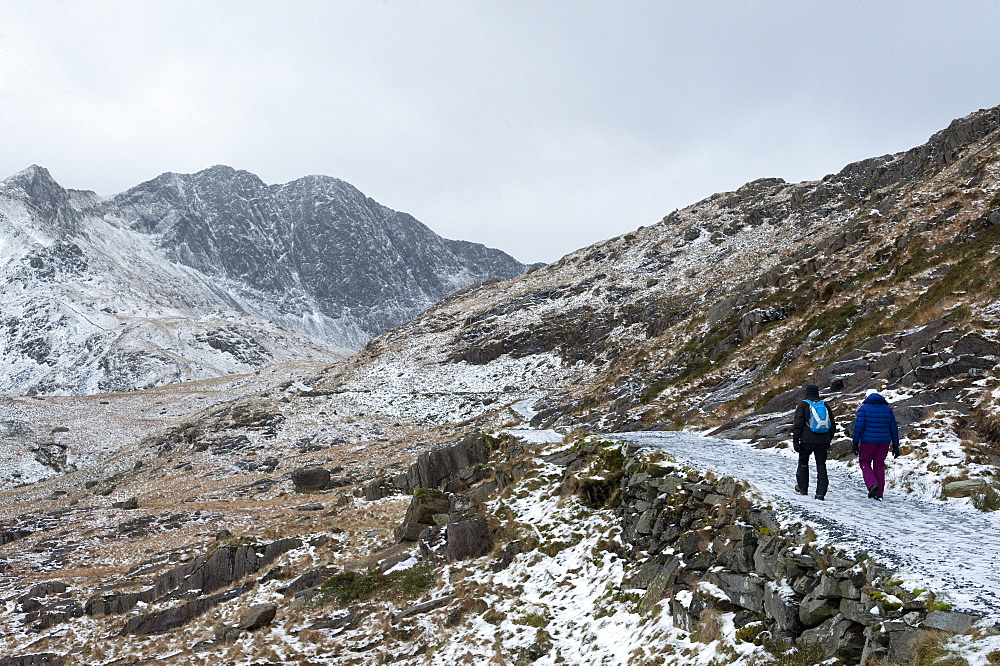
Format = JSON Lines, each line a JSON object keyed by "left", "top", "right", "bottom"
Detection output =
{"left": 971, "top": 483, "right": 1000, "bottom": 512}
{"left": 314, "top": 563, "right": 435, "bottom": 605}
{"left": 690, "top": 609, "right": 726, "bottom": 644}
{"left": 516, "top": 612, "right": 550, "bottom": 628}
{"left": 774, "top": 643, "right": 826, "bottom": 666}
{"left": 734, "top": 621, "right": 767, "bottom": 645}
{"left": 926, "top": 599, "right": 955, "bottom": 612}
{"left": 483, "top": 608, "right": 505, "bottom": 625}
{"left": 911, "top": 630, "right": 970, "bottom": 666}
{"left": 598, "top": 445, "right": 626, "bottom": 476}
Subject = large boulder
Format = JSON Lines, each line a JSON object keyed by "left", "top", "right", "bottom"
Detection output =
{"left": 763, "top": 581, "right": 801, "bottom": 632}
{"left": 922, "top": 610, "right": 979, "bottom": 633}
{"left": 942, "top": 479, "right": 986, "bottom": 498}
{"left": 714, "top": 572, "right": 764, "bottom": 612}
{"left": 19, "top": 581, "right": 69, "bottom": 605}
{"left": 799, "top": 592, "right": 836, "bottom": 628}
{"left": 237, "top": 603, "right": 277, "bottom": 631}
{"left": 888, "top": 627, "right": 934, "bottom": 665}
{"left": 292, "top": 467, "right": 331, "bottom": 492}
{"left": 396, "top": 489, "right": 452, "bottom": 542}
{"left": 798, "top": 614, "right": 866, "bottom": 662}
{"left": 445, "top": 514, "right": 493, "bottom": 561}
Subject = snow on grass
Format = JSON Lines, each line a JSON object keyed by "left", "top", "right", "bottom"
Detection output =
{"left": 887, "top": 413, "right": 998, "bottom": 501}
{"left": 397, "top": 446, "right": 768, "bottom": 666}
{"left": 505, "top": 428, "right": 565, "bottom": 444}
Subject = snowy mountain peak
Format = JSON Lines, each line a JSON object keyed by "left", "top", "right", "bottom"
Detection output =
{"left": 2, "top": 164, "right": 56, "bottom": 190}
{"left": 0, "top": 166, "right": 528, "bottom": 396}
{"left": 1, "top": 164, "right": 81, "bottom": 235}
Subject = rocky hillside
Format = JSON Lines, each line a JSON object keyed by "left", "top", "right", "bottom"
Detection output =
{"left": 0, "top": 166, "right": 527, "bottom": 395}
{"left": 320, "top": 104, "right": 1000, "bottom": 457}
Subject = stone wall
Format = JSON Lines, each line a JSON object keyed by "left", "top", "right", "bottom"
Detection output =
{"left": 615, "top": 442, "right": 988, "bottom": 665}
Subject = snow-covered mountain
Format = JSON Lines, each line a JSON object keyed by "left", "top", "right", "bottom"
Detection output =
{"left": 0, "top": 166, "right": 527, "bottom": 395}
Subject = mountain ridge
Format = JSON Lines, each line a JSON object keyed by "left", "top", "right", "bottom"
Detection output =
{"left": 315, "top": 103, "right": 1000, "bottom": 443}
{"left": 0, "top": 164, "right": 528, "bottom": 396}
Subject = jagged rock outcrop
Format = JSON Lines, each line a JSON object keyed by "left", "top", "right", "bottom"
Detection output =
{"left": 0, "top": 655, "right": 65, "bottom": 666}
{"left": 363, "top": 432, "right": 498, "bottom": 501}
{"left": 378, "top": 433, "right": 521, "bottom": 561}
{"left": 396, "top": 489, "right": 452, "bottom": 542}
{"left": 82, "top": 537, "right": 301, "bottom": 635}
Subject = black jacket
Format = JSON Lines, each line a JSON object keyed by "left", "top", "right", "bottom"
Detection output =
{"left": 793, "top": 392, "right": 837, "bottom": 448}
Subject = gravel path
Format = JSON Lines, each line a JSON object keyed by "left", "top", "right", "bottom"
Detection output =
{"left": 616, "top": 431, "right": 1000, "bottom": 620}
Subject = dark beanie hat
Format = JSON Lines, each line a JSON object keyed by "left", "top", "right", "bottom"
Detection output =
{"left": 804, "top": 384, "right": 820, "bottom": 400}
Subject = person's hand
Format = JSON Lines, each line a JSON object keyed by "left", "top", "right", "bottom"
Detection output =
{"left": 892, "top": 444, "right": 901, "bottom": 458}
{"left": 852, "top": 443, "right": 859, "bottom": 456}
{"left": 793, "top": 441, "right": 800, "bottom": 453}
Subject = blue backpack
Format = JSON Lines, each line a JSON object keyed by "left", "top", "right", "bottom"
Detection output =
{"left": 805, "top": 400, "right": 831, "bottom": 433}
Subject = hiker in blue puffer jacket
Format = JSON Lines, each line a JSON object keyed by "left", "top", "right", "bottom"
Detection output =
{"left": 852, "top": 389, "right": 901, "bottom": 500}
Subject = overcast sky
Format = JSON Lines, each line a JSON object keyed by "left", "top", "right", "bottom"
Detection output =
{"left": 2, "top": 1, "right": 999, "bottom": 264}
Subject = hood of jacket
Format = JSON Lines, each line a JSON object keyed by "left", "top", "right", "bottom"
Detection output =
{"left": 804, "top": 384, "right": 821, "bottom": 401}
{"left": 863, "top": 392, "right": 889, "bottom": 406}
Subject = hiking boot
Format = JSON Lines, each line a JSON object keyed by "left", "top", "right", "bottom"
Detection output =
{"left": 868, "top": 485, "right": 879, "bottom": 499}
{"left": 815, "top": 494, "right": 825, "bottom": 500}
{"left": 795, "top": 485, "right": 807, "bottom": 495}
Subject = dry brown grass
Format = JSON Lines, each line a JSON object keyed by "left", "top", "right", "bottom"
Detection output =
{"left": 911, "top": 629, "right": 971, "bottom": 666}
{"left": 691, "top": 608, "right": 726, "bottom": 644}
{"left": 910, "top": 296, "right": 971, "bottom": 328}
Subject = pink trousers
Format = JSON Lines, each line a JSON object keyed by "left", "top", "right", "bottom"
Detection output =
{"left": 859, "top": 443, "right": 890, "bottom": 497}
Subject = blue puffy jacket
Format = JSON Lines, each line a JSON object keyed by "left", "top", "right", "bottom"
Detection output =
{"left": 852, "top": 393, "right": 900, "bottom": 447}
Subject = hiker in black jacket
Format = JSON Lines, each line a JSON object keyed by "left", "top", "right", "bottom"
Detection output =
{"left": 792, "top": 384, "right": 837, "bottom": 500}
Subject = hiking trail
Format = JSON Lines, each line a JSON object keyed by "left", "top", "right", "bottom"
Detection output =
{"left": 614, "top": 431, "right": 1000, "bottom": 621}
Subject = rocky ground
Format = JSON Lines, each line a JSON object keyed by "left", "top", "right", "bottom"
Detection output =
{"left": 4, "top": 413, "right": 1000, "bottom": 665}
{"left": 0, "top": 358, "right": 546, "bottom": 664}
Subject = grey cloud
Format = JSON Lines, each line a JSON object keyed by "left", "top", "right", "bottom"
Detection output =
{"left": 1, "top": 0, "right": 999, "bottom": 263}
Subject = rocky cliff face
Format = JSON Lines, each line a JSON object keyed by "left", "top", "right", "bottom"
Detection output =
{"left": 0, "top": 165, "right": 527, "bottom": 395}
{"left": 106, "top": 166, "right": 526, "bottom": 338}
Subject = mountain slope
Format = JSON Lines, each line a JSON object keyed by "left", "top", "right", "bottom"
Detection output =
{"left": 0, "top": 166, "right": 527, "bottom": 395}
{"left": 106, "top": 166, "right": 527, "bottom": 338}
{"left": 316, "top": 104, "right": 1000, "bottom": 452}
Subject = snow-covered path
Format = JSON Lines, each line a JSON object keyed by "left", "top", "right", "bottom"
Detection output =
{"left": 616, "top": 431, "right": 1000, "bottom": 621}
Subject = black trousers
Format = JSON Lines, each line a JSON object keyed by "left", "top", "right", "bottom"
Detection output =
{"left": 796, "top": 443, "right": 829, "bottom": 496}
